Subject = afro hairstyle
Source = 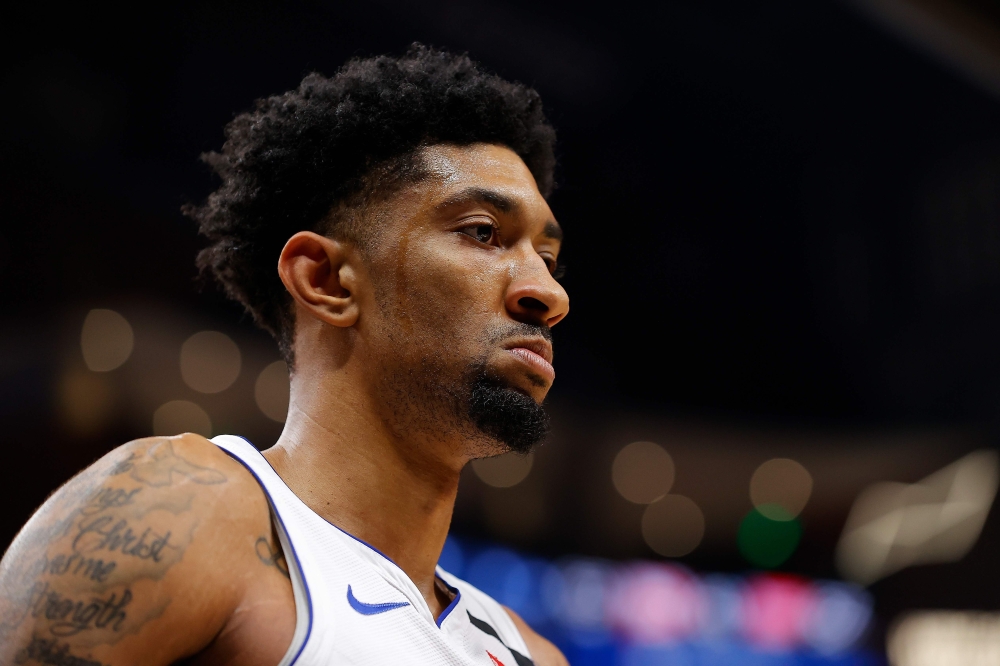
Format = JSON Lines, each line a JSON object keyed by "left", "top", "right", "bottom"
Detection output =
{"left": 185, "top": 44, "right": 557, "bottom": 363}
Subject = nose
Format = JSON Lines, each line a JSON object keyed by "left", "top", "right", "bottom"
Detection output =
{"left": 505, "top": 257, "right": 570, "bottom": 328}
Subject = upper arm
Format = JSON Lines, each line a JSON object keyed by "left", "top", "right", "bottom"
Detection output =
{"left": 504, "top": 606, "right": 569, "bottom": 666}
{"left": 0, "top": 435, "right": 274, "bottom": 666}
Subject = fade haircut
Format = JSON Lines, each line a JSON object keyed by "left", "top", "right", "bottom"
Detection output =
{"left": 184, "top": 44, "right": 557, "bottom": 364}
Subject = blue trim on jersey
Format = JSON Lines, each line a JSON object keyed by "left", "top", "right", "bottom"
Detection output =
{"left": 231, "top": 436, "right": 463, "bottom": 633}
{"left": 322, "top": 519, "right": 398, "bottom": 566}
{"left": 220, "top": 441, "right": 313, "bottom": 666}
{"left": 232, "top": 436, "right": 401, "bottom": 568}
{"left": 347, "top": 584, "right": 410, "bottom": 615}
{"left": 435, "top": 576, "right": 462, "bottom": 628}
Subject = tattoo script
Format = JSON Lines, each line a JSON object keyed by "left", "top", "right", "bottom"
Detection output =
{"left": 37, "top": 554, "right": 116, "bottom": 584}
{"left": 79, "top": 488, "right": 141, "bottom": 517}
{"left": 72, "top": 515, "right": 172, "bottom": 563}
{"left": 14, "top": 637, "right": 108, "bottom": 666}
{"left": 0, "top": 437, "right": 229, "bottom": 651}
{"left": 27, "top": 582, "right": 131, "bottom": 637}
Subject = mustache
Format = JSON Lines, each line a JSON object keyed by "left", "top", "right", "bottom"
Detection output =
{"left": 485, "top": 321, "right": 553, "bottom": 345}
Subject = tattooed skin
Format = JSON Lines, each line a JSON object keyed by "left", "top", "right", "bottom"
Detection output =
{"left": 111, "top": 443, "right": 227, "bottom": 488}
{"left": 0, "top": 438, "right": 230, "bottom": 657}
{"left": 255, "top": 537, "right": 290, "bottom": 580}
{"left": 15, "top": 636, "right": 109, "bottom": 666}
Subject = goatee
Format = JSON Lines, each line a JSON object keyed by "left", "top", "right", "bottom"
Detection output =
{"left": 467, "top": 365, "right": 549, "bottom": 454}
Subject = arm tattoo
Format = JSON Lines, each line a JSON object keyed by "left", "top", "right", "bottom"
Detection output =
{"left": 111, "top": 440, "right": 227, "bottom": 487}
{"left": 15, "top": 636, "right": 110, "bottom": 666}
{"left": 0, "top": 437, "right": 231, "bottom": 653}
{"left": 255, "top": 537, "right": 290, "bottom": 579}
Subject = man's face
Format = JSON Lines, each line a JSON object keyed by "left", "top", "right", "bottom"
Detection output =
{"left": 360, "top": 143, "right": 569, "bottom": 458}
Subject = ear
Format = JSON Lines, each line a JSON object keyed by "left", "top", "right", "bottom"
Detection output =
{"left": 277, "top": 231, "right": 361, "bottom": 328}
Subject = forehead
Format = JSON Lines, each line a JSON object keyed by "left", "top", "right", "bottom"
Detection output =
{"left": 417, "top": 143, "right": 554, "bottom": 217}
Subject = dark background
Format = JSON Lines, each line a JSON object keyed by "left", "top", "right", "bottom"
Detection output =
{"left": 4, "top": 0, "right": 1000, "bottom": 646}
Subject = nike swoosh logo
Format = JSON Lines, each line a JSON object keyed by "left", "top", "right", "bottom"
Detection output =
{"left": 346, "top": 584, "right": 410, "bottom": 615}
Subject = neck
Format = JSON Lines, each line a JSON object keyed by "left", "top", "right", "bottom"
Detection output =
{"left": 262, "top": 366, "right": 463, "bottom": 618}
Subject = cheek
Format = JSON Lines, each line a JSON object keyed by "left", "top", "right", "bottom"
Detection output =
{"left": 390, "top": 244, "right": 507, "bottom": 347}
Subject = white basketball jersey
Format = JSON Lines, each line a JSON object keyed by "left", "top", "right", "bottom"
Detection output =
{"left": 211, "top": 435, "right": 535, "bottom": 666}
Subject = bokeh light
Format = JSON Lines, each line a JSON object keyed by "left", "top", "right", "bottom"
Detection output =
{"left": 741, "top": 574, "right": 816, "bottom": 649}
{"left": 641, "top": 495, "right": 705, "bottom": 557}
{"left": 255, "top": 360, "right": 289, "bottom": 422}
{"left": 606, "top": 563, "right": 701, "bottom": 643}
{"left": 437, "top": 534, "right": 875, "bottom": 661}
{"left": 801, "top": 582, "right": 873, "bottom": 655}
{"left": 180, "top": 330, "right": 241, "bottom": 394}
{"left": 737, "top": 507, "right": 802, "bottom": 568}
{"left": 80, "top": 308, "right": 134, "bottom": 372}
{"left": 749, "top": 458, "right": 813, "bottom": 520}
{"left": 544, "top": 559, "right": 612, "bottom": 631}
{"left": 58, "top": 369, "right": 115, "bottom": 434}
{"left": 697, "top": 575, "right": 744, "bottom": 640}
{"left": 889, "top": 611, "right": 1000, "bottom": 666}
{"left": 153, "top": 400, "right": 212, "bottom": 436}
{"left": 472, "top": 451, "right": 534, "bottom": 487}
{"left": 612, "top": 441, "right": 675, "bottom": 504}
{"left": 836, "top": 450, "right": 1000, "bottom": 586}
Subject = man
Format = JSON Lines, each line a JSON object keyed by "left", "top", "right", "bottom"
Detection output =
{"left": 0, "top": 46, "right": 570, "bottom": 665}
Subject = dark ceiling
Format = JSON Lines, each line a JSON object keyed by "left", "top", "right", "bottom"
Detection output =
{"left": 5, "top": 0, "right": 1000, "bottom": 430}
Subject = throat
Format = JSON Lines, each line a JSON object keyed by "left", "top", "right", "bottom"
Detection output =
{"left": 261, "top": 422, "right": 461, "bottom": 618}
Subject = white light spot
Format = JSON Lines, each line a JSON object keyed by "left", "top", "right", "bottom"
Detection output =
{"left": 750, "top": 458, "right": 813, "bottom": 520}
{"left": 472, "top": 452, "right": 534, "bottom": 488}
{"left": 889, "top": 610, "right": 1000, "bottom": 666}
{"left": 180, "top": 331, "right": 241, "bottom": 394}
{"left": 836, "top": 450, "right": 999, "bottom": 585}
{"left": 255, "top": 360, "right": 290, "bottom": 422}
{"left": 80, "top": 309, "right": 134, "bottom": 372}
{"left": 153, "top": 400, "right": 212, "bottom": 437}
{"left": 612, "top": 441, "right": 675, "bottom": 504}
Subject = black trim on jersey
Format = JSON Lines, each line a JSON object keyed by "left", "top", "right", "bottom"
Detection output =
{"left": 467, "top": 611, "right": 535, "bottom": 666}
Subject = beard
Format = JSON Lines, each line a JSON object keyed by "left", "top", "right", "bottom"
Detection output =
{"left": 373, "top": 318, "right": 552, "bottom": 458}
{"left": 467, "top": 362, "right": 550, "bottom": 455}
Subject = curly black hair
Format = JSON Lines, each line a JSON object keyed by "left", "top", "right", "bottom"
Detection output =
{"left": 185, "top": 44, "right": 557, "bottom": 363}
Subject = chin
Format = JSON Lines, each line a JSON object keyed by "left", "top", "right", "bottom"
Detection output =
{"left": 468, "top": 370, "right": 550, "bottom": 455}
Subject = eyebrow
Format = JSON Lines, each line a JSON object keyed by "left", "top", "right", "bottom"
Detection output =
{"left": 435, "top": 186, "right": 563, "bottom": 242}
{"left": 435, "top": 187, "right": 518, "bottom": 214}
{"left": 542, "top": 221, "right": 564, "bottom": 242}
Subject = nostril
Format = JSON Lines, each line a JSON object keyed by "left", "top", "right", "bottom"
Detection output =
{"left": 518, "top": 296, "right": 548, "bottom": 313}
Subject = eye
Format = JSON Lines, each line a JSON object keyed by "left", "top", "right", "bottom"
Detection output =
{"left": 457, "top": 223, "right": 497, "bottom": 245}
{"left": 544, "top": 257, "right": 566, "bottom": 280}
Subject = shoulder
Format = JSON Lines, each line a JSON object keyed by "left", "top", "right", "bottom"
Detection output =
{"left": 504, "top": 606, "right": 569, "bottom": 666}
{"left": 0, "top": 433, "right": 281, "bottom": 665}
{"left": 82, "top": 433, "right": 274, "bottom": 537}
{"left": 113, "top": 433, "right": 255, "bottom": 488}
{"left": 101, "top": 433, "right": 269, "bottom": 517}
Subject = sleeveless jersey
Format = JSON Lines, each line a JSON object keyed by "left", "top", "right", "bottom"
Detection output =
{"left": 211, "top": 435, "right": 535, "bottom": 666}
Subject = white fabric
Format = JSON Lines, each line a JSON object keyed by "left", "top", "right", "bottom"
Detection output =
{"left": 211, "top": 435, "right": 534, "bottom": 666}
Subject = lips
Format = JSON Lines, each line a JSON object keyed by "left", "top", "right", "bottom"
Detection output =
{"left": 503, "top": 338, "right": 555, "bottom": 382}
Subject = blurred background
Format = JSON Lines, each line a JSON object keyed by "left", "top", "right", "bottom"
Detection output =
{"left": 4, "top": 0, "right": 1000, "bottom": 663}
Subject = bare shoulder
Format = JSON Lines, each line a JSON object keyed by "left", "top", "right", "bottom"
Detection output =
{"left": 504, "top": 606, "right": 570, "bottom": 666}
{"left": 0, "top": 433, "right": 282, "bottom": 666}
